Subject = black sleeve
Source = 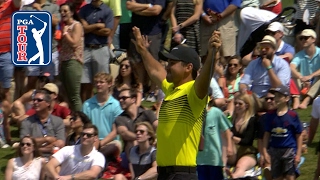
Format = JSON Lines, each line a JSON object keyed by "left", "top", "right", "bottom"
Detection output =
{"left": 257, "top": 115, "right": 266, "bottom": 139}
{"left": 239, "top": 117, "right": 257, "bottom": 146}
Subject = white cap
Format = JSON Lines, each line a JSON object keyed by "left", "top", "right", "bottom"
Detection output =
{"left": 266, "top": 22, "right": 284, "bottom": 32}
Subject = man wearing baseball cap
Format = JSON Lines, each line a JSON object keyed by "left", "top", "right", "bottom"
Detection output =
{"left": 290, "top": 29, "right": 320, "bottom": 109}
{"left": 131, "top": 26, "right": 220, "bottom": 179}
{"left": 239, "top": 35, "right": 290, "bottom": 107}
{"left": 266, "top": 22, "right": 295, "bottom": 62}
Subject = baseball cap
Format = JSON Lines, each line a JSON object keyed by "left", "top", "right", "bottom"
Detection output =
{"left": 42, "top": 83, "right": 59, "bottom": 94}
{"left": 269, "top": 85, "right": 290, "bottom": 96}
{"left": 258, "top": 35, "right": 277, "bottom": 49}
{"left": 266, "top": 22, "right": 284, "bottom": 32}
{"left": 158, "top": 45, "right": 200, "bottom": 71}
{"left": 299, "top": 29, "right": 317, "bottom": 39}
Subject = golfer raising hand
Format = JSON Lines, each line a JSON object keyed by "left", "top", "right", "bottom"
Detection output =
{"left": 131, "top": 26, "right": 221, "bottom": 180}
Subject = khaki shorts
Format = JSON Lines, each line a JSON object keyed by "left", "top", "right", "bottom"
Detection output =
{"left": 200, "top": 14, "right": 237, "bottom": 57}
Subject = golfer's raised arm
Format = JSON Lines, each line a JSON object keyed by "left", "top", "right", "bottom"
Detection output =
{"left": 194, "top": 31, "right": 221, "bottom": 99}
{"left": 131, "top": 27, "right": 166, "bottom": 88}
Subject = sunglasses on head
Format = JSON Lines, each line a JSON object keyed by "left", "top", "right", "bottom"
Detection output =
{"left": 118, "top": 96, "right": 131, "bottom": 101}
{"left": 120, "top": 64, "right": 130, "bottom": 69}
{"left": 135, "top": 129, "right": 146, "bottom": 134}
{"left": 228, "top": 63, "right": 238, "bottom": 67}
{"left": 81, "top": 132, "right": 95, "bottom": 138}
{"left": 265, "top": 97, "right": 274, "bottom": 101}
{"left": 20, "top": 142, "right": 32, "bottom": 147}
{"left": 299, "top": 36, "right": 310, "bottom": 41}
{"left": 33, "top": 98, "right": 45, "bottom": 102}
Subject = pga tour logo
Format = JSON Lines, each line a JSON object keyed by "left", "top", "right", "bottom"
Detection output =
{"left": 11, "top": 11, "right": 52, "bottom": 66}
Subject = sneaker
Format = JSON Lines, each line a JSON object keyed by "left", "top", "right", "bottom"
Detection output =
{"left": 12, "top": 142, "right": 20, "bottom": 149}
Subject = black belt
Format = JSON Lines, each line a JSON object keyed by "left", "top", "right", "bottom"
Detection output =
{"left": 85, "top": 44, "right": 107, "bottom": 49}
{"left": 157, "top": 166, "right": 197, "bottom": 174}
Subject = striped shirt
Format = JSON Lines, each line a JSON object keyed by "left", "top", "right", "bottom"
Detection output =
{"left": 296, "top": 0, "right": 318, "bottom": 19}
{"left": 0, "top": 0, "right": 19, "bottom": 53}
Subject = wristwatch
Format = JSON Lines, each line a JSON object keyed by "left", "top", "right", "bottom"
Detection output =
{"left": 71, "top": 174, "right": 75, "bottom": 180}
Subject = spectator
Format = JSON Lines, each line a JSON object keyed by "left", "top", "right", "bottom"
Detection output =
{"left": 131, "top": 27, "right": 219, "bottom": 179}
{"left": 217, "top": 55, "right": 244, "bottom": 116}
{"left": 20, "top": 90, "right": 65, "bottom": 158}
{"left": 66, "top": 111, "right": 91, "bottom": 145}
{"left": 307, "top": 95, "right": 320, "bottom": 145}
{"left": 102, "top": 0, "right": 121, "bottom": 48}
{"left": 170, "top": 0, "right": 202, "bottom": 53}
{"left": 45, "top": 124, "right": 105, "bottom": 180}
{"left": 196, "top": 93, "right": 233, "bottom": 180}
{"left": 262, "top": 85, "right": 303, "bottom": 180}
{"left": 119, "top": 0, "right": 132, "bottom": 50}
{"left": 239, "top": 35, "right": 290, "bottom": 109}
{"left": 0, "top": 83, "right": 11, "bottom": 148}
{"left": 113, "top": 58, "right": 143, "bottom": 107}
{"left": 82, "top": 73, "right": 123, "bottom": 160}
{"left": 114, "top": 122, "right": 158, "bottom": 180}
{"left": 257, "top": 92, "right": 277, "bottom": 180}
{"left": 59, "top": 2, "right": 84, "bottom": 112}
{"left": 22, "top": 0, "right": 61, "bottom": 89}
{"left": 200, "top": 0, "right": 241, "bottom": 61}
{"left": 126, "top": 0, "right": 165, "bottom": 100}
{"left": 5, "top": 136, "right": 45, "bottom": 180}
{"left": 159, "top": 0, "right": 173, "bottom": 51}
{"left": 290, "top": 29, "right": 320, "bottom": 109}
{"left": 78, "top": 0, "right": 114, "bottom": 102}
{"left": 0, "top": 0, "right": 21, "bottom": 103}
{"left": 115, "top": 88, "right": 158, "bottom": 157}
{"left": 226, "top": 93, "right": 258, "bottom": 179}
{"left": 25, "top": 83, "right": 71, "bottom": 127}
{"left": 11, "top": 74, "right": 51, "bottom": 125}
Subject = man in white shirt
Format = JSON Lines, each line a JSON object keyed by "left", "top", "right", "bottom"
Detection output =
{"left": 45, "top": 124, "right": 105, "bottom": 180}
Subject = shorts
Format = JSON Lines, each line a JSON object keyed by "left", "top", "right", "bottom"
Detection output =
{"left": 200, "top": 14, "right": 237, "bottom": 57}
{"left": 81, "top": 46, "right": 110, "bottom": 84}
{"left": 128, "top": 33, "right": 162, "bottom": 63}
{"left": 26, "top": 51, "right": 58, "bottom": 78}
{"left": 0, "top": 52, "right": 14, "bottom": 88}
{"left": 269, "top": 147, "right": 296, "bottom": 178}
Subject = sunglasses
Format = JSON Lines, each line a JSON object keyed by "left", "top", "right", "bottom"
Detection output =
{"left": 81, "top": 132, "right": 95, "bottom": 138}
{"left": 228, "top": 63, "right": 238, "bottom": 67}
{"left": 20, "top": 142, "right": 33, "bottom": 147}
{"left": 33, "top": 98, "right": 45, "bottom": 102}
{"left": 120, "top": 64, "right": 130, "bottom": 69}
{"left": 260, "top": 46, "right": 270, "bottom": 51}
{"left": 135, "top": 130, "right": 146, "bottom": 134}
{"left": 118, "top": 96, "right": 131, "bottom": 101}
{"left": 299, "top": 36, "right": 310, "bottom": 41}
{"left": 265, "top": 97, "right": 275, "bottom": 101}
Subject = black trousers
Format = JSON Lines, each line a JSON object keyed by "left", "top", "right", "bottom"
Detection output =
{"left": 157, "top": 166, "right": 198, "bottom": 180}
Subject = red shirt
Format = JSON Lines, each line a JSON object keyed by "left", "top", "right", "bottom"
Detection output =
{"left": 0, "top": 0, "right": 19, "bottom": 53}
{"left": 26, "top": 104, "right": 71, "bottom": 119}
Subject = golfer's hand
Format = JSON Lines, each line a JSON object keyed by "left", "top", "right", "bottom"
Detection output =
{"left": 131, "top": 26, "right": 148, "bottom": 54}
{"left": 208, "top": 31, "right": 221, "bottom": 50}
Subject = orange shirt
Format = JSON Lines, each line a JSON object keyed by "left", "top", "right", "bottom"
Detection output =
{"left": 0, "top": 0, "right": 19, "bottom": 53}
